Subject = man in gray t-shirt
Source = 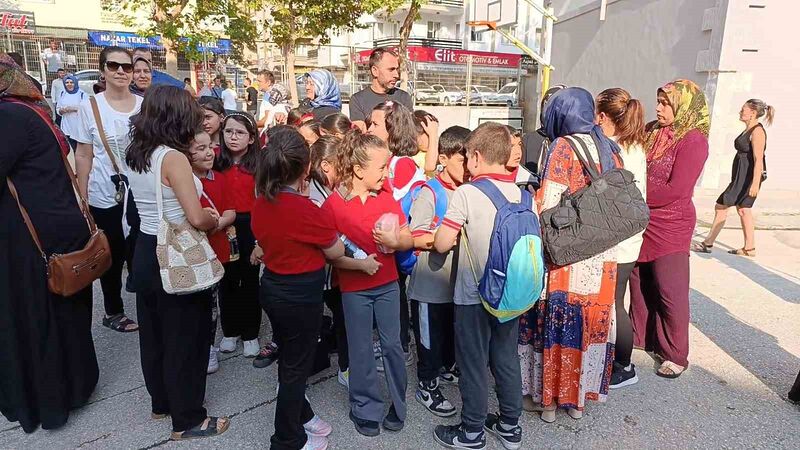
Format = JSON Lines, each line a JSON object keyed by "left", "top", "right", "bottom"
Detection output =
{"left": 349, "top": 48, "right": 413, "bottom": 129}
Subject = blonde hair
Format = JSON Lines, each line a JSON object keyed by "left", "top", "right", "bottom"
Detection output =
{"left": 335, "top": 130, "right": 387, "bottom": 190}
{"left": 746, "top": 99, "right": 775, "bottom": 126}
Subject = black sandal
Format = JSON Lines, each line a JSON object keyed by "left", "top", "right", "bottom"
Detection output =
{"left": 170, "top": 416, "right": 230, "bottom": 441}
{"left": 691, "top": 241, "right": 713, "bottom": 253}
{"left": 102, "top": 314, "right": 139, "bottom": 333}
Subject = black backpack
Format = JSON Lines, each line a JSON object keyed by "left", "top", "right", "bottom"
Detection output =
{"left": 540, "top": 135, "right": 649, "bottom": 266}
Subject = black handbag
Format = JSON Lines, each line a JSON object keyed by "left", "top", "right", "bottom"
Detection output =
{"left": 540, "top": 135, "right": 650, "bottom": 266}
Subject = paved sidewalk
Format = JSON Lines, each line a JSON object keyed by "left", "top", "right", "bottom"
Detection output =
{"left": 2, "top": 228, "right": 799, "bottom": 449}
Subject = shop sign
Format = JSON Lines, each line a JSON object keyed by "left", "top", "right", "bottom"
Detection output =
{"left": 0, "top": 10, "right": 36, "bottom": 35}
{"left": 88, "top": 30, "right": 231, "bottom": 54}
{"left": 355, "top": 46, "right": 522, "bottom": 68}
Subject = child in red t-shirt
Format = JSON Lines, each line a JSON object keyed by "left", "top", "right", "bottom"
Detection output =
{"left": 322, "top": 130, "right": 414, "bottom": 437}
{"left": 250, "top": 126, "right": 346, "bottom": 450}
{"left": 213, "top": 112, "right": 263, "bottom": 358}
{"left": 188, "top": 130, "right": 236, "bottom": 375}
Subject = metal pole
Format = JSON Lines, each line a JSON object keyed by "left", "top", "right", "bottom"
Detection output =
{"left": 466, "top": 55, "right": 473, "bottom": 107}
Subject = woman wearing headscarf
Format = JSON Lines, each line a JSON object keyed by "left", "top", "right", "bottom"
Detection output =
{"left": 0, "top": 53, "right": 99, "bottom": 432}
{"left": 56, "top": 73, "right": 86, "bottom": 151}
{"left": 130, "top": 56, "right": 152, "bottom": 97}
{"left": 304, "top": 69, "right": 341, "bottom": 120}
{"left": 520, "top": 87, "right": 622, "bottom": 421}
{"left": 629, "top": 79, "right": 709, "bottom": 379}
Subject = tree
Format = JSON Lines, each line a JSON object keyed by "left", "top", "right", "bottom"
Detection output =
{"left": 114, "top": 0, "right": 217, "bottom": 76}
{"left": 395, "top": 1, "right": 425, "bottom": 91}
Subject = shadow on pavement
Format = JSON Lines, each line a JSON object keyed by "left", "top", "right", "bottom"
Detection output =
{"left": 690, "top": 288, "right": 799, "bottom": 400}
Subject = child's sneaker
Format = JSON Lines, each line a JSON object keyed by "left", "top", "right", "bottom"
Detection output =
{"left": 433, "top": 424, "right": 486, "bottom": 449}
{"left": 484, "top": 413, "right": 522, "bottom": 450}
{"left": 349, "top": 411, "right": 380, "bottom": 437}
{"left": 207, "top": 346, "right": 219, "bottom": 375}
{"left": 338, "top": 369, "right": 349, "bottom": 389}
{"left": 243, "top": 338, "right": 260, "bottom": 358}
{"left": 219, "top": 336, "right": 238, "bottom": 353}
{"left": 416, "top": 379, "right": 456, "bottom": 417}
{"left": 253, "top": 342, "right": 279, "bottom": 368}
{"left": 439, "top": 365, "right": 460, "bottom": 385}
{"left": 300, "top": 433, "right": 328, "bottom": 450}
{"left": 610, "top": 362, "right": 639, "bottom": 389}
{"left": 304, "top": 415, "right": 332, "bottom": 437}
{"left": 382, "top": 404, "right": 404, "bottom": 432}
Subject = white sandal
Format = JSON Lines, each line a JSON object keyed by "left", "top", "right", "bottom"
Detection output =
{"left": 657, "top": 360, "right": 686, "bottom": 379}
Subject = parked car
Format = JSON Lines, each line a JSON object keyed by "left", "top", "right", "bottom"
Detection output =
{"left": 410, "top": 81, "right": 435, "bottom": 103}
{"left": 429, "top": 84, "right": 464, "bottom": 105}
{"left": 460, "top": 85, "right": 495, "bottom": 105}
{"left": 75, "top": 69, "right": 102, "bottom": 96}
{"left": 488, "top": 82, "right": 518, "bottom": 106}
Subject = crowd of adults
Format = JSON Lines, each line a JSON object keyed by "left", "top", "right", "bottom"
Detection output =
{"left": 0, "top": 44, "right": 789, "bottom": 450}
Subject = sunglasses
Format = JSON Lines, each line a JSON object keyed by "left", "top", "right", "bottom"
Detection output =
{"left": 105, "top": 61, "right": 134, "bottom": 73}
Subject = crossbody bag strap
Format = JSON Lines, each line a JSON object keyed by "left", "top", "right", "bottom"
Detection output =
{"left": 89, "top": 96, "right": 122, "bottom": 175}
{"left": 5, "top": 179, "right": 47, "bottom": 261}
{"left": 564, "top": 135, "right": 599, "bottom": 181}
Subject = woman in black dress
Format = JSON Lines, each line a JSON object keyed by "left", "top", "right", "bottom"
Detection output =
{"left": 0, "top": 54, "right": 99, "bottom": 432}
{"left": 693, "top": 99, "right": 774, "bottom": 257}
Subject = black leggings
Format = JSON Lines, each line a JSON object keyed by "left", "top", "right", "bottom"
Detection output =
{"left": 323, "top": 287, "right": 349, "bottom": 372}
{"left": 614, "top": 262, "right": 636, "bottom": 367}
{"left": 219, "top": 214, "right": 261, "bottom": 341}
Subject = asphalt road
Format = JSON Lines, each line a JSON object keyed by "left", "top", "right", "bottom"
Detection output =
{"left": 2, "top": 228, "right": 799, "bottom": 449}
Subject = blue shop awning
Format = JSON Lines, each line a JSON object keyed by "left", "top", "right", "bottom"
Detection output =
{"left": 88, "top": 30, "right": 231, "bottom": 54}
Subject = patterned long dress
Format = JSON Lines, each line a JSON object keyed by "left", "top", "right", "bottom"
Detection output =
{"left": 518, "top": 134, "right": 619, "bottom": 411}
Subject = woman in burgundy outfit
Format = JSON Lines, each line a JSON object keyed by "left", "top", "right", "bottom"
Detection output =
{"left": 629, "top": 79, "right": 709, "bottom": 379}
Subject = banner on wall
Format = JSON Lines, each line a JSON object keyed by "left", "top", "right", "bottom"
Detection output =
{"left": 0, "top": 10, "right": 36, "bottom": 35}
{"left": 87, "top": 31, "right": 231, "bottom": 54}
{"left": 355, "top": 46, "right": 523, "bottom": 68}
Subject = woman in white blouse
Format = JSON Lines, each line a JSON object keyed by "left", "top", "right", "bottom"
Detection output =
{"left": 595, "top": 87, "right": 648, "bottom": 389}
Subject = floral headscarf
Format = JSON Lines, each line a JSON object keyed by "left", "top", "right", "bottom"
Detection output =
{"left": 646, "top": 79, "right": 710, "bottom": 161}
{"left": 268, "top": 83, "right": 291, "bottom": 106}
{"left": 306, "top": 69, "right": 341, "bottom": 110}
{"left": 0, "top": 53, "right": 45, "bottom": 103}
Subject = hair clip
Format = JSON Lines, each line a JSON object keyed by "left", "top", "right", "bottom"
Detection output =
{"left": 225, "top": 111, "right": 256, "bottom": 128}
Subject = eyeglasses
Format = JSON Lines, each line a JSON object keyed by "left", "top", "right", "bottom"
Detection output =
{"left": 223, "top": 129, "right": 249, "bottom": 138}
{"left": 105, "top": 61, "right": 134, "bottom": 73}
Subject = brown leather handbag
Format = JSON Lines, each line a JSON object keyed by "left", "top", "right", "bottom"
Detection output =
{"left": 5, "top": 99, "right": 112, "bottom": 297}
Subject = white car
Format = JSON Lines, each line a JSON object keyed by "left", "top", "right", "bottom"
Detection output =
{"left": 74, "top": 69, "right": 102, "bottom": 96}
{"left": 491, "top": 82, "right": 518, "bottom": 106}
{"left": 430, "top": 84, "right": 464, "bottom": 105}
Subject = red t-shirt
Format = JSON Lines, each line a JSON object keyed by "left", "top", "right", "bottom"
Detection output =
{"left": 321, "top": 189, "right": 407, "bottom": 293}
{"left": 199, "top": 170, "right": 233, "bottom": 264}
{"left": 252, "top": 191, "right": 339, "bottom": 275}
{"left": 223, "top": 164, "right": 256, "bottom": 213}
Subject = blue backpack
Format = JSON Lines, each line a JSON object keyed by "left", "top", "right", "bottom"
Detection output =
{"left": 462, "top": 179, "right": 546, "bottom": 322}
{"left": 396, "top": 177, "right": 450, "bottom": 275}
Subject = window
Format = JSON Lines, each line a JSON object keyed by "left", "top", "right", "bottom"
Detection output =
{"left": 456, "top": 24, "right": 461, "bottom": 38}
{"left": 501, "top": 25, "right": 517, "bottom": 44}
{"left": 427, "top": 21, "right": 441, "bottom": 39}
{"left": 470, "top": 29, "right": 484, "bottom": 42}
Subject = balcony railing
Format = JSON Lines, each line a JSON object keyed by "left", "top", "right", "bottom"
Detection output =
{"left": 374, "top": 37, "right": 462, "bottom": 50}
{"left": 429, "top": 0, "right": 464, "bottom": 7}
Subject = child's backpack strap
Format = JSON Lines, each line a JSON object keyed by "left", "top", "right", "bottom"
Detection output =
{"left": 423, "top": 177, "right": 449, "bottom": 228}
{"left": 471, "top": 178, "right": 532, "bottom": 211}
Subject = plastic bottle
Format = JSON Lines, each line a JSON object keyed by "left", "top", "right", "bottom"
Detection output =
{"left": 340, "top": 235, "right": 367, "bottom": 260}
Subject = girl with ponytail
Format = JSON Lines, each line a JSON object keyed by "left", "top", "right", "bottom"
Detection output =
{"left": 694, "top": 99, "right": 774, "bottom": 257}
{"left": 250, "top": 125, "right": 346, "bottom": 450}
{"left": 595, "top": 87, "right": 647, "bottom": 388}
{"left": 322, "top": 127, "right": 413, "bottom": 437}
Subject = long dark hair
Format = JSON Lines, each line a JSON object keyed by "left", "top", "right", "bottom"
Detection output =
{"left": 321, "top": 113, "right": 353, "bottom": 135}
{"left": 214, "top": 112, "right": 260, "bottom": 174}
{"left": 372, "top": 101, "right": 418, "bottom": 157}
{"left": 126, "top": 85, "right": 203, "bottom": 173}
{"left": 255, "top": 125, "right": 309, "bottom": 201}
{"left": 310, "top": 135, "right": 341, "bottom": 187}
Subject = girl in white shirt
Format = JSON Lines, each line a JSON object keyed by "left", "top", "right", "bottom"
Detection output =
{"left": 595, "top": 87, "right": 648, "bottom": 389}
{"left": 75, "top": 46, "right": 142, "bottom": 333}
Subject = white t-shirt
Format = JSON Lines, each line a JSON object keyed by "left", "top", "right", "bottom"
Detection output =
{"left": 42, "top": 49, "right": 65, "bottom": 73}
{"left": 615, "top": 141, "right": 648, "bottom": 263}
{"left": 258, "top": 93, "right": 273, "bottom": 121}
{"left": 222, "top": 88, "right": 238, "bottom": 110}
{"left": 74, "top": 93, "right": 143, "bottom": 209}
{"left": 57, "top": 90, "right": 86, "bottom": 138}
{"left": 50, "top": 78, "right": 65, "bottom": 105}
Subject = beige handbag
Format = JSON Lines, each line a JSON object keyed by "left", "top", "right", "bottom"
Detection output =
{"left": 153, "top": 148, "right": 224, "bottom": 295}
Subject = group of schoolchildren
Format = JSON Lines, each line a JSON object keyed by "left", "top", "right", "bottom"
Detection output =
{"left": 192, "top": 95, "right": 538, "bottom": 450}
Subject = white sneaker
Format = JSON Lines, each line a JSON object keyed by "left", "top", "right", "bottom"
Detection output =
{"left": 207, "top": 346, "right": 219, "bottom": 375}
{"left": 337, "top": 369, "right": 349, "bottom": 389}
{"left": 219, "top": 336, "right": 238, "bottom": 353}
{"left": 304, "top": 415, "right": 332, "bottom": 437}
{"left": 301, "top": 433, "right": 328, "bottom": 450}
{"left": 243, "top": 339, "right": 260, "bottom": 358}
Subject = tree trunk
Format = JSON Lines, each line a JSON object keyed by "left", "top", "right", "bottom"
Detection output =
{"left": 163, "top": 37, "right": 179, "bottom": 77}
{"left": 285, "top": 41, "right": 299, "bottom": 107}
{"left": 398, "top": 0, "right": 421, "bottom": 92}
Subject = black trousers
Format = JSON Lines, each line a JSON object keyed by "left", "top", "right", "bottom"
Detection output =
{"left": 411, "top": 300, "right": 455, "bottom": 383}
{"left": 614, "top": 262, "right": 636, "bottom": 367}
{"left": 89, "top": 204, "right": 128, "bottom": 316}
{"left": 133, "top": 234, "right": 212, "bottom": 432}
{"left": 263, "top": 301, "right": 322, "bottom": 450}
{"left": 399, "top": 273, "right": 411, "bottom": 352}
{"left": 323, "top": 287, "right": 349, "bottom": 372}
{"left": 219, "top": 214, "right": 261, "bottom": 341}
